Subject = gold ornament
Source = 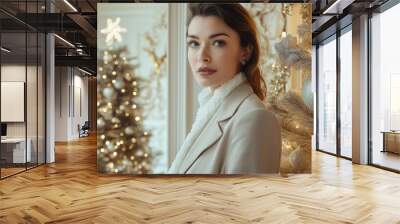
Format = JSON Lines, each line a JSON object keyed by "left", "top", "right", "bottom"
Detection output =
{"left": 245, "top": 3, "right": 312, "bottom": 173}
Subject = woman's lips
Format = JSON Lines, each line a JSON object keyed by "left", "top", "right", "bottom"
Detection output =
{"left": 198, "top": 68, "right": 217, "bottom": 76}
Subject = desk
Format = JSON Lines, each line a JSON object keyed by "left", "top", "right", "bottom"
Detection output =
{"left": 1, "top": 138, "right": 32, "bottom": 163}
{"left": 381, "top": 131, "right": 400, "bottom": 154}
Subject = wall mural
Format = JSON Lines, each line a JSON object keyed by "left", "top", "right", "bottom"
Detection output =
{"left": 97, "top": 3, "right": 312, "bottom": 174}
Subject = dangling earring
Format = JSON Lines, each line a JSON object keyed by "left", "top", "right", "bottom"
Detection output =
{"left": 241, "top": 59, "right": 247, "bottom": 66}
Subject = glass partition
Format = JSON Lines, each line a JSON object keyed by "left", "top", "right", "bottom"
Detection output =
{"left": 1, "top": 30, "right": 28, "bottom": 178}
{"left": 0, "top": 1, "right": 46, "bottom": 179}
{"left": 38, "top": 31, "right": 45, "bottom": 165}
{"left": 27, "top": 30, "right": 38, "bottom": 169}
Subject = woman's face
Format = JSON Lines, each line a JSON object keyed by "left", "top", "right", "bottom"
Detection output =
{"left": 187, "top": 15, "right": 248, "bottom": 90}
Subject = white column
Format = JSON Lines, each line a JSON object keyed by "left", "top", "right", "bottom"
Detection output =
{"left": 46, "top": 32, "right": 55, "bottom": 163}
{"left": 352, "top": 14, "right": 369, "bottom": 164}
{"left": 167, "top": 3, "right": 191, "bottom": 166}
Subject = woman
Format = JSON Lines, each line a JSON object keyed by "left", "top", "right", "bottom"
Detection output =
{"left": 168, "top": 3, "right": 281, "bottom": 174}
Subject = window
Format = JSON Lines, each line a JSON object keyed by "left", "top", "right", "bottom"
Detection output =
{"left": 370, "top": 2, "right": 400, "bottom": 171}
{"left": 339, "top": 27, "right": 352, "bottom": 158}
{"left": 317, "top": 35, "right": 337, "bottom": 155}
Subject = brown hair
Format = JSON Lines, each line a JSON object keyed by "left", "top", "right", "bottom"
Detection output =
{"left": 188, "top": 3, "right": 267, "bottom": 101}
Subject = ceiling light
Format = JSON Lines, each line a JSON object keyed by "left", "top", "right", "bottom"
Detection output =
{"left": 63, "top": 0, "right": 78, "bottom": 12}
{"left": 322, "top": 0, "right": 354, "bottom": 15}
{"left": 1, "top": 47, "right": 11, "bottom": 53}
{"left": 54, "top": 34, "right": 75, "bottom": 48}
{"left": 78, "top": 67, "right": 92, "bottom": 76}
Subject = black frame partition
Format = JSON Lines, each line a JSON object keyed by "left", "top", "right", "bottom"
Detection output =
{"left": 0, "top": 0, "right": 47, "bottom": 180}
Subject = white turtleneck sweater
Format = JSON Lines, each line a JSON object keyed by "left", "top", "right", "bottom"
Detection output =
{"left": 167, "top": 72, "right": 247, "bottom": 173}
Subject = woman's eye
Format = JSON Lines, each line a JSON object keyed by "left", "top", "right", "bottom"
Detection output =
{"left": 213, "top": 40, "right": 226, "bottom": 47}
{"left": 187, "top": 40, "right": 199, "bottom": 48}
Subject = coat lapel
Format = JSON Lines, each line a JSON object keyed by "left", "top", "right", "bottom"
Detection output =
{"left": 179, "top": 82, "right": 254, "bottom": 173}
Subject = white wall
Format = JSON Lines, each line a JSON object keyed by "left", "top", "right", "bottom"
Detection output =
{"left": 1, "top": 64, "right": 46, "bottom": 164}
{"left": 1, "top": 66, "right": 26, "bottom": 135}
{"left": 1, "top": 65, "right": 36, "bottom": 138}
{"left": 1, "top": 65, "right": 26, "bottom": 141}
{"left": 72, "top": 73, "right": 89, "bottom": 138}
{"left": 54, "top": 67, "right": 89, "bottom": 141}
{"left": 55, "top": 67, "right": 68, "bottom": 141}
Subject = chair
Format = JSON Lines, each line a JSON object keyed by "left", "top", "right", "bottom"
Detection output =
{"left": 78, "top": 121, "right": 90, "bottom": 138}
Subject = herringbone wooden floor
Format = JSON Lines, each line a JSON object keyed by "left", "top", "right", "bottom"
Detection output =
{"left": 1, "top": 135, "right": 400, "bottom": 224}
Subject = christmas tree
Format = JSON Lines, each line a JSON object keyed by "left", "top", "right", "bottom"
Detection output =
{"left": 97, "top": 18, "right": 152, "bottom": 174}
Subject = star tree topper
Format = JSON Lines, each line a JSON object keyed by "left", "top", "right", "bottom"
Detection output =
{"left": 101, "top": 17, "right": 127, "bottom": 46}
